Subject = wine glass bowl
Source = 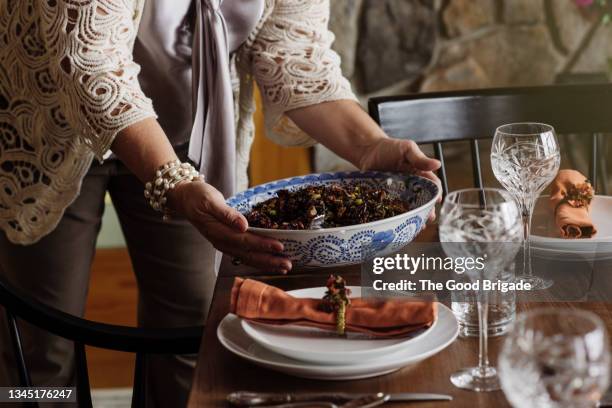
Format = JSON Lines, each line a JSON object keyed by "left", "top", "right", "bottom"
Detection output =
{"left": 491, "top": 123, "right": 561, "bottom": 289}
{"left": 491, "top": 123, "right": 560, "bottom": 210}
{"left": 499, "top": 308, "right": 610, "bottom": 408}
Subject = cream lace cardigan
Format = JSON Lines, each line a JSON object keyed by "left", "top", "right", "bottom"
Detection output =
{"left": 0, "top": 0, "right": 356, "bottom": 244}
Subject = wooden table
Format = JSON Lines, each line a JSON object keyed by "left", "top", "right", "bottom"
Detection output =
{"left": 188, "top": 227, "right": 612, "bottom": 407}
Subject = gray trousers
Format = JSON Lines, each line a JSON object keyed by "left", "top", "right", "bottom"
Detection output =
{"left": 0, "top": 157, "right": 216, "bottom": 407}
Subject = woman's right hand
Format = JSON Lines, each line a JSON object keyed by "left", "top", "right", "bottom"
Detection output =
{"left": 168, "top": 180, "right": 292, "bottom": 274}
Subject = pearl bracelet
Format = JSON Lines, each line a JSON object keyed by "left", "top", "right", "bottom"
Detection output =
{"left": 144, "top": 159, "right": 202, "bottom": 220}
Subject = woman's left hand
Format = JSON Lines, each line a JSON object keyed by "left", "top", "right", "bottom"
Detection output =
{"left": 359, "top": 138, "right": 442, "bottom": 220}
{"left": 287, "top": 101, "right": 442, "bottom": 212}
{"left": 360, "top": 138, "right": 441, "bottom": 185}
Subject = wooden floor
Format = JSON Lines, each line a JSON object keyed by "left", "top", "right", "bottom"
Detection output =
{"left": 85, "top": 248, "right": 138, "bottom": 388}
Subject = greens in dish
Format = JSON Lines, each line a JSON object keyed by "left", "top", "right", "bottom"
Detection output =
{"left": 245, "top": 183, "right": 411, "bottom": 230}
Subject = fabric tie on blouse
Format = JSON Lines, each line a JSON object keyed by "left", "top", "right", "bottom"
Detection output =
{"left": 189, "top": 0, "right": 264, "bottom": 197}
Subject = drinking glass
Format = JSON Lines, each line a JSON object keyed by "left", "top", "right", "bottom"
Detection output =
{"left": 499, "top": 308, "right": 610, "bottom": 408}
{"left": 491, "top": 123, "right": 561, "bottom": 289}
{"left": 451, "top": 261, "right": 516, "bottom": 338}
{"left": 440, "top": 188, "right": 523, "bottom": 392}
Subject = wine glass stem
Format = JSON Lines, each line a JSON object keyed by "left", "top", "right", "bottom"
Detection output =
{"left": 522, "top": 205, "right": 535, "bottom": 277}
{"left": 477, "top": 292, "right": 490, "bottom": 376}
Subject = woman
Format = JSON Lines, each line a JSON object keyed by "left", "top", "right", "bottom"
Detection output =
{"left": 0, "top": 0, "right": 440, "bottom": 406}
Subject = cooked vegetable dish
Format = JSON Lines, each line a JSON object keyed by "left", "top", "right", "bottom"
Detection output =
{"left": 246, "top": 183, "right": 411, "bottom": 230}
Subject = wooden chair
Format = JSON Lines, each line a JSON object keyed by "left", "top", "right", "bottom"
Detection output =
{"left": 368, "top": 84, "right": 612, "bottom": 196}
{"left": 0, "top": 278, "right": 203, "bottom": 408}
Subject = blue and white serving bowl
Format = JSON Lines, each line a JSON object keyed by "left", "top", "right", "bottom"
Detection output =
{"left": 227, "top": 171, "right": 440, "bottom": 268}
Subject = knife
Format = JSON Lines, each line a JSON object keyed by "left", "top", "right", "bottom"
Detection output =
{"left": 256, "top": 393, "right": 389, "bottom": 408}
{"left": 342, "top": 394, "right": 390, "bottom": 408}
{"left": 227, "top": 391, "right": 452, "bottom": 406}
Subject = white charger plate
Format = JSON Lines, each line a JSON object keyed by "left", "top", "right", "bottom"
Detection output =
{"left": 241, "top": 287, "right": 434, "bottom": 365}
{"left": 531, "top": 195, "right": 612, "bottom": 258}
{"left": 217, "top": 302, "right": 458, "bottom": 380}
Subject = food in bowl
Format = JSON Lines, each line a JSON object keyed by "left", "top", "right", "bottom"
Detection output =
{"left": 227, "top": 171, "right": 439, "bottom": 267}
{"left": 245, "top": 183, "right": 411, "bottom": 230}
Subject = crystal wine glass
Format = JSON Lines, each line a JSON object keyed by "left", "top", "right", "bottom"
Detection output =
{"left": 499, "top": 308, "right": 610, "bottom": 408}
{"left": 439, "top": 188, "right": 523, "bottom": 392}
{"left": 491, "top": 123, "right": 561, "bottom": 289}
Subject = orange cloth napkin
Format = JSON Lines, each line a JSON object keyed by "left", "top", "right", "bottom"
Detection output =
{"left": 550, "top": 169, "right": 596, "bottom": 238}
{"left": 230, "top": 278, "right": 437, "bottom": 338}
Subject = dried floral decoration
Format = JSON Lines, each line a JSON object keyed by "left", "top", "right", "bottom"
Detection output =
{"left": 563, "top": 180, "right": 595, "bottom": 210}
{"left": 321, "top": 275, "right": 352, "bottom": 335}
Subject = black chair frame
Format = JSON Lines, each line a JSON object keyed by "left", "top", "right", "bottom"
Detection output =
{"left": 0, "top": 278, "right": 203, "bottom": 408}
{"left": 369, "top": 84, "right": 612, "bottom": 196}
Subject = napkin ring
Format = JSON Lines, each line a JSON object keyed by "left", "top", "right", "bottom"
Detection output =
{"left": 321, "top": 275, "right": 352, "bottom": 336}
{"left": 144, "top": 160, "right": 202, "bottom": 221}
{"left": 554, "top": 180, "right": 594, "bottom": 216}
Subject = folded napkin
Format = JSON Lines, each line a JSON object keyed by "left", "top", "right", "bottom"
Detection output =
{"left": 549, "top": 169, "right": 596, "bottom": 238}
{"left": 230, "top": 278, "right": 437, "bottom": 338}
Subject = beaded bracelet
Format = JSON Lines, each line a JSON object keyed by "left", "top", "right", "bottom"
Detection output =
{"left": 144, "top": 159, "right": 202, "bottom": 221}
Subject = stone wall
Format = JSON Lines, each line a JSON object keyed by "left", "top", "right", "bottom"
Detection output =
{"left": 317, "top": 0, "right": 612, "bottom": 174}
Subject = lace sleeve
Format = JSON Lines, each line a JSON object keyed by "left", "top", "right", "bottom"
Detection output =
{"left": 250, "top": 0, "right": 358, "bottom": 147}
{"left": 40, "top": 0, "right": 156, "bottom": 160}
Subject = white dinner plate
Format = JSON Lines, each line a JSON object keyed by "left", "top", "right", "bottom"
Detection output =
{"left": 531, "top": 195, "right": 612, "bottom": 258}
{"left": 241, "top": 286, "right": 434, "bottom": 365}
{"left": 217, "top": 302, "right": 458, "bottom": 380}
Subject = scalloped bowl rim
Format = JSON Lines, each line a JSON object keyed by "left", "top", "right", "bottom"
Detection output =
{"left": 228, "top": 171, "right": 440, "bottom": 235}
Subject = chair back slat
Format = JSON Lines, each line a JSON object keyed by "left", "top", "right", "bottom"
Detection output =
{"left": 433, "top": 142, "right": 448, "bottom": 196}
{"left": 369, "top": 84, "right": 612, "bottom": 195}
{"left": 470, "top": 140, "right": 484, "bottom": 189}
{"left": 132, "top": 353, "right": 147, "bottom": 407}
{"left": 0, "top": 278, "right": 203, "bottom": 407}
{"left": 369, "top": 84, "right": 612, "bottom": 143}
{"left": 5, "top": 311, "right": 33, "bottom": 389}
{"left": 595, "top": 133, "right": 609, "bottom": 195}
{"left": 74, "top": 342, "right": 93, "bottom": 408}
{"left": 591, "top": 133, "right": 599, "bottom": 190}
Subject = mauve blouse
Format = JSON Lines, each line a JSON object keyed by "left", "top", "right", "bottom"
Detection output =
{"left": 133, "top": 0, "right": 263, "bottom": 149}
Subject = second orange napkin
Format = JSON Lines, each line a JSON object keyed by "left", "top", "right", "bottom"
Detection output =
{"left": 549, "top": 169, "right": 596, "bottom": 239}
{"left": 230, "top": 277, "right": 437, "bottom": 338}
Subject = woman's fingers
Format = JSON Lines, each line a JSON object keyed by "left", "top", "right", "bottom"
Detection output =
{"left": 216, "top": 243, "right": 291, "bottom": 273}
{"left": 205, "top": 218, "right": 285, "bottom": 253}
{"left": 235, "top": 230, "right": 285, "bottom": 254}
{"left": 402, "top": 141, "right": 441, "bottom": 172}
{"left": 218, "top": 235, "right": 291, "bottom": 272}
{"left": 420, "top": 170, "right": 441, "bottom": 220}
{"left": 418, "top": 170, "right": 443, "bottom": 202}
{"left": 176, "top": 181, "right": 291, "bottom": 272}
{"left": 195, "top": 216, "right": 290, "bottom": 270}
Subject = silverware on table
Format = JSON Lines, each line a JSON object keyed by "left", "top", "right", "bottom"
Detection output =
{"left": 341, "top": 394, "right": 389, "bottom": 408}
{"left": 255, "top": 393, "right": 389, "bottom": 408}
{"left": 256, "top": 403, "right": 333, "bottom": 408}
{"left": 226, "top": 391, "right": 452, "bottom": 406}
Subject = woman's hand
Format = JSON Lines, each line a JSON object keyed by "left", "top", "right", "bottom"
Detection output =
{"left": 168, "top": 180, "right": 292, "bottom": 274}
{"left": 359, "top": 138, "right": 442, "bottom": 221}
{"left": 287, "top": 101, "right": 442, "bottom": 195}
{"left": 288, "top": 101, "right": 442, "bottom": 221}
{"left": 358, "top": 138, "right": 441, "bottom": 188}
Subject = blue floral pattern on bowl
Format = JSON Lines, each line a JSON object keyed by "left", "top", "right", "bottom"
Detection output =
{"left": 227, "top": 171, "right": 438, "bottom": 267}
